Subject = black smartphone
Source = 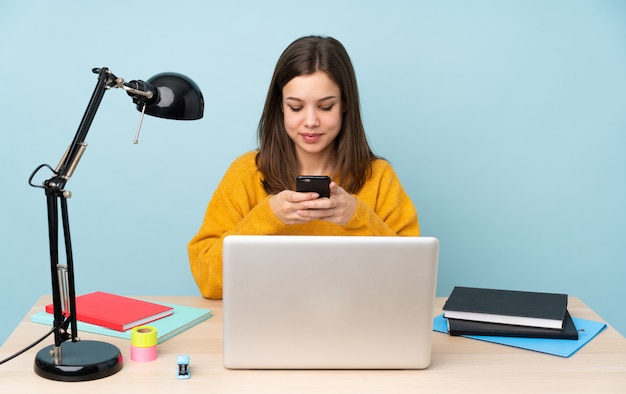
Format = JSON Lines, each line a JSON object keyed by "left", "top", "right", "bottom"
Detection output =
{"left": 296, "top": 175, "right": 331, "bottom": 198}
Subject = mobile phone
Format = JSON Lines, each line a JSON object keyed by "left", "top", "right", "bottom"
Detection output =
{"left": 296, "top": 175, "right": 331, "bottom": 198}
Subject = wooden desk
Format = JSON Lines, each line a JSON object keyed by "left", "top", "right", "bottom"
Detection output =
{"left": 1, "top": 296, "right": 625, "bottom": 393}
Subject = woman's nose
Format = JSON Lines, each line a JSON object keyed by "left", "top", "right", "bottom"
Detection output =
{"left": 304, "top": 107, "right": 320, "bottom": 128}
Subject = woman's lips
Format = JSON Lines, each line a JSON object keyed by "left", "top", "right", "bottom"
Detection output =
{"left": 301, "top": 133, "right": 322, "bottom": 143}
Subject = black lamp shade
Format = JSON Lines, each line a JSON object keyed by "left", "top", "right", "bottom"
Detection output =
{"left": 141, "top": 72, "right": 204, "bottom": 120}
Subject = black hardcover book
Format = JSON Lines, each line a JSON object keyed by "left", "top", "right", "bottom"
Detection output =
{"left": 443, "top": 286, "right": 568, "bottom": 329}
{"left": 447, "top": 310, "right": 578, "bottom": 339}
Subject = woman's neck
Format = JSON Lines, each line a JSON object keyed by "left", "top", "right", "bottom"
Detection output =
{"left": 297, "top": 151, "right": 334, "bottom": 175}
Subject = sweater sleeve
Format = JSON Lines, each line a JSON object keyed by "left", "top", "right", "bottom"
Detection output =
{"left": 343, "top": 160, "right": 420, "bottom": 237}
{"left": 188, "top": 153, "right": 286, "bottom": 299}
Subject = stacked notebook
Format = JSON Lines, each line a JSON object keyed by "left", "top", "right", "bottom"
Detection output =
{"left": 32, "top": 292, "right": 213, "bottom": 343}
{"left": 442, "top": 287, "right": 578, "bottom": 339}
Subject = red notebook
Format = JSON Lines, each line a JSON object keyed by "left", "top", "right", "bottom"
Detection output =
{"left": 45, "top": 291, "right": 174, "bottom": 331}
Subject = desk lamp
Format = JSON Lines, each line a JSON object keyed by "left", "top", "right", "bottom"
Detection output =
{"left": 27, "top": 67, "right": 204, "bottom": 381}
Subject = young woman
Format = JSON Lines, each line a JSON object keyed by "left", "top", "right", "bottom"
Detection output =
{"left": 188, "top": 36, "right": 419, "bottom": 299}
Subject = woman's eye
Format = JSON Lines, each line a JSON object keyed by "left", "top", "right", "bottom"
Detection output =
{"left": 288, "top": 105, "right": 302, "bottom": 112}
{"left": 320, "top": 104, "right": 334, "bottom": 112}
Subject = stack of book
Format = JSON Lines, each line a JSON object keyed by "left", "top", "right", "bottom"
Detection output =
{"left": 442, "top": 286, "right": 578, "bottom": 339}
{"left": 34, "top": 291, "right": 213, "bottom": 343}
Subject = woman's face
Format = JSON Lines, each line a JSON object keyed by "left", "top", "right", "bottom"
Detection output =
{"left": 282, "top": 71, "right": 343, "bottom": 162}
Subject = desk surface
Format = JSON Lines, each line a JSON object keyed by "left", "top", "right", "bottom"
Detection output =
{"left": 1, "top": 296, "right": 625, "bottom": 393}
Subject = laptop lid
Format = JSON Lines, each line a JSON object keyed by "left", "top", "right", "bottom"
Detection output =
{"left": 222, "top": 235, "right": 439, "bottom": 369}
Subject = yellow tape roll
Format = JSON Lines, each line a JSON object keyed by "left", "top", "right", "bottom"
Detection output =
{"left": 131, "top": 325, "right": 158, "bottom": 348}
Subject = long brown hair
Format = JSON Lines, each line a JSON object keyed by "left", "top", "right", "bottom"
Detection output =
{"left": 256, "top": 35, "right": 378, "bottom": 194}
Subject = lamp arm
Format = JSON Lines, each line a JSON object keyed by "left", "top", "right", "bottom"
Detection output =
{"left": 51, "top": 68, "right": 115, "bottom": 188}
{"left": 42, "top": 67, "right": 119, "bottom": 353}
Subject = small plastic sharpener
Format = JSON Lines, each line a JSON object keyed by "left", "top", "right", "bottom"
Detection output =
{"left": 177, "top": 355, "right": 190, "bottom": 379}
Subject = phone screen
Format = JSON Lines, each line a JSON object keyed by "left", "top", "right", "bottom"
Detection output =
{"left": 296, "top": 176, "right": 331, "bottom": 198}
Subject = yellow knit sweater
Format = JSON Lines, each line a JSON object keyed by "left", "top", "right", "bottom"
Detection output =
{"left": 188, "top": 151, "right": 420, "bottom": 299}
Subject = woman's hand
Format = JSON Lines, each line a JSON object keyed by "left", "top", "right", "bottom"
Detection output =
{"left": 270, "top": 182, "right": 357, "bottom": 226}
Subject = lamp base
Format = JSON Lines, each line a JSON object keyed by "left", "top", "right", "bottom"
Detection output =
{"left": 34, "top": 340, "right": 123, "bottom": 381}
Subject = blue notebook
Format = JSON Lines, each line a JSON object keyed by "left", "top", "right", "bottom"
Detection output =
{"left": 433, "top": 314, "right": 606, "bottom": 357}
{"left": 31, "top": 301, "right": 212, "bottom": 344}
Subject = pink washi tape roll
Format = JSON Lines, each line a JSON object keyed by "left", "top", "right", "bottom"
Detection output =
{"left": 130, "top": 325, "right": 158, "bottom": 361}
{"left": 130, "top": 344, "right": 157, "bottom": 362}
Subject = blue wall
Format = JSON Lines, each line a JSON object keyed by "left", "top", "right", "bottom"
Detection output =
{"left": 1, "top": 1, "right": 625, "bottom": 347}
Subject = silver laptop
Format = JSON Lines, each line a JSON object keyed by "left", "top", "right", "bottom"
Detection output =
{"left": 222, "top": 235, "right": 439, "bottom": 369}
